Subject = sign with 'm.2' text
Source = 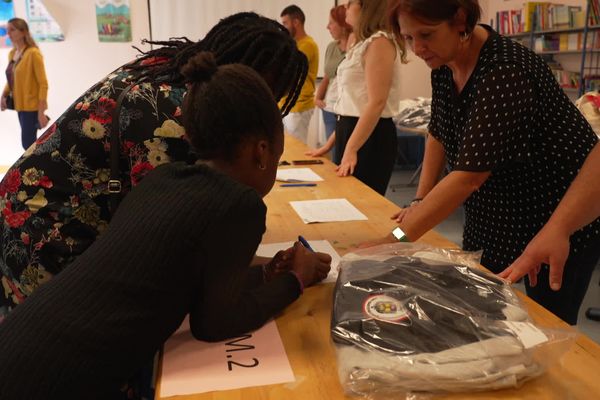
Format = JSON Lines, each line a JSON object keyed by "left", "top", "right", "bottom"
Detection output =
{"left": 160, "top": 318, "right": 295, "bottom": 397}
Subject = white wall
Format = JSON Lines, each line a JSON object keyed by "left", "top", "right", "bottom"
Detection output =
{"left": 398, "top": 53, "right": 431, "bottom": 100}
{"left": 149, "top": 0, "right": 334, "bottom": 78}
{"left": 148, "top": 0, "right": 432, "bottom": 102}
{"left": 0, "top": 0, "right": 434, "bottom": 166}
{"left": 0, "top": 0, "right": 151, "bottom": 166}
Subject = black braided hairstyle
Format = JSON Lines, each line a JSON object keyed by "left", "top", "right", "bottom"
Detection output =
{"left": 130, "top": 12, "right": 308, "bottom": 116}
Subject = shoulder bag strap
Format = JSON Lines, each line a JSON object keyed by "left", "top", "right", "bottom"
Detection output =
{"left": 108, "top": 83, "right": 134, "bottom": 216}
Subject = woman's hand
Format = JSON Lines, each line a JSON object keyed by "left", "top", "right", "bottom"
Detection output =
{"left": 37, "top": 112, "right": 49, "bottom": 129}
{"left": 336, "top": 149, "right": 358, "bottom": 177}
{"left": 498, "top": 226, "right": 570, "bottom": 290}
{"left": 289, "top": 242, "right": 332, "bottom": 287}
{"left": 315, "top": 99, "right": 326, "bottom": 109}
{"left": 391, "top": 201, "right": 421, "bottom": 224}
{"left": 263, "top": 247, "right": 295, "bottom": 282}
{"left": 0, "top": 97, "right": 7, "bottom": 111}
{"left": 305, "top": 145, "right": 330, "bottom": 157}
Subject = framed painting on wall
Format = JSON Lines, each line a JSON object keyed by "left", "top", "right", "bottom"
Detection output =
{"left": 0, "top": 0, "right": 15, "bottom": 48}
{"left": 96, "top": 0, "right": 132, "bottom": 43}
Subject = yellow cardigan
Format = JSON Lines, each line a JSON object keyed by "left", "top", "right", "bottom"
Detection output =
{"left": 2, "top": 47, "right": 48, "bottom": 112}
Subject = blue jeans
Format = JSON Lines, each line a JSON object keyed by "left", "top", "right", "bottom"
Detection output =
{"left": 17, "top": 111, "right": 38, "bottom": 150}
{"left": 322, "top": 110, "right": 337, "bottom": 160}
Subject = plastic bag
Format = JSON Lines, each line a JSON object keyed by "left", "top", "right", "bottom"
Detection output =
{"left": 393, "top": 97, "right": 431, "bottom": 130}
{"left": 331, "top": 243, "right": 577, "bottom": 399}
{"left": 575, "top": 91, "right": 600, "bottom": 137}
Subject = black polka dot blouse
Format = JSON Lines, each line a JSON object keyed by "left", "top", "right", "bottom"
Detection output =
{"left": 428, "top": 25, "right": 600, "bottom": 273}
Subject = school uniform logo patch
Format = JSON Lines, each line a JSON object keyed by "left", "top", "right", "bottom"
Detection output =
{"left": 363, "top": 294, "right": 409, "bottom": 324}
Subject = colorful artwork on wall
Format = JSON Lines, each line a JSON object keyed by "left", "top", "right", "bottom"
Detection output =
{"left": 96, "top": 0, "right": 131, "bottom": 42}
{"left": 0, "top": 0, "right": 15, "bottom": 48}
{"left": 26, "top": 0, "right": 65, "bottom": 42}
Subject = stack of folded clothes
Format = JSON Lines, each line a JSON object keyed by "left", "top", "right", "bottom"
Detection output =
{"left": 332, "top": 253, "right": 547, "bottom": 396}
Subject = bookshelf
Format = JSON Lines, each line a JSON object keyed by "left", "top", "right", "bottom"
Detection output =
{"left": 498, "top": 0, "right": 600, "bottom": 97}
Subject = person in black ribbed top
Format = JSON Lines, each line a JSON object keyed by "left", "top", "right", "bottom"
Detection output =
{"left": 0, "top": 52, "right": 331, "bottom": 399}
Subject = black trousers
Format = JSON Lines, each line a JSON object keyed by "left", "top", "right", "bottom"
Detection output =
{"left": 17, "top": 111, "right": 38, "bottom": 150}
{"left": 335, "top": 116, "right": 397, "bottom": 195}
{"left": 525, "top": 242, "right": 600, "bottom": 325}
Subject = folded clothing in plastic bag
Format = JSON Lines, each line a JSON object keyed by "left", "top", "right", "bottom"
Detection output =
{"left": 331, "top": 246, "right": 575, "bottom": 397}
{"left": 393, "top": 97, "right": 431, "bottom": 130}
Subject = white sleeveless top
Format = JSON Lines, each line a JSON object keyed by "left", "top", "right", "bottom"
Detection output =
{"left": 334, "top": 31, "right": 402, "bottom": 118}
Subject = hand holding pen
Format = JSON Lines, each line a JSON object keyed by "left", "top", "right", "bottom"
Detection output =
{"left": 288, "top": 236, "right": 331, "bottom": 288}
{"left": 265, "top": 238, "right": 332, "bottom": 288}
{"left": 298, "top": 235, "right": 314, "bottom": 252}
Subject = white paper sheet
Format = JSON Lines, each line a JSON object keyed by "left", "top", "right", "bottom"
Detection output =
{"left": 502, "top": 321, "right": 549, "bottom": 349}
{"left": 290, "top": 198, "right": 368, "bottom": 224}
{"left": 160, "top": 318, "right": 294, "bottom": 397}
{"left": 257, "top": 240, "right": 341, "bottom": 283}
{"left": 276, "top": 167, "right": 324, "bottom": 182}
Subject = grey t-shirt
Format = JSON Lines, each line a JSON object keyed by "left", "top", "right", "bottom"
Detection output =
{"left": 324, "top": 40, "right": 345, "bottom": 79}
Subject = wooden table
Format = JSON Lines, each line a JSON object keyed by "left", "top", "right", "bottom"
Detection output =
{"left": 157, "top": 135, "right": 600, "bottom": 400}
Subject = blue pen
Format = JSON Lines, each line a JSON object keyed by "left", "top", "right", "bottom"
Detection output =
{"left": 298, "top": 235, "right": 314, "bottom": 252}
{"left": 280, "top": 183, "right": 317, "bottom": 187}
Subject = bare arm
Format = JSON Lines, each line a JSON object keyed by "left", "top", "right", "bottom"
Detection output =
{"left": 415, "top": 135, "right": 446, "bottom": 198}
{"left": 499, "top": 142, "right": 600, "bottom": 289}
{"left": 306, "top": 131, "right": 336, "bottom": 157}
{"left": 391, "top": 134, "right": 446, "bottom": 221}
{"left": 315, "top": 76, "right": 330, "bottom": 109}
{"left": 337, "top": 37, "right": 396, "bottom": 177}
{"left": 397, "top": 170, "right": 490, "bottom": 241}
{"left": 543, "top": 142, "right": 600, "bottom": 235}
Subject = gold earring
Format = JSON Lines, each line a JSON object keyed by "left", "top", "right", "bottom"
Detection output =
{"left": 258, "top": 164, "right": 266, "bottom": 170}
{"left": 460, "top": 31, "right": 471, "bottom": 43}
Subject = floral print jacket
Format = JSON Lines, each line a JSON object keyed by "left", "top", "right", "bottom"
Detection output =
{"left": 0, "top": 64, "right": 191, "bottom": 320}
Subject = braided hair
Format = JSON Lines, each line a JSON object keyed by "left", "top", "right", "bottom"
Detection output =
{"left": 130, "top": 12, "right": 307, "bottom": 116}
{"left": 180, "top": 51, "right": 282, "bottom": 162}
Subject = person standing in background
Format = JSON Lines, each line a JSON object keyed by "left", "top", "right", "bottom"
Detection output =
{"left": 307, "top": 0, "right": 405, "bottom": 196}
{"left": 280, "top": 4, "right": 319, "bottom": 143}
{"left": 1, "top": 18, "right": 49, "bottom": 150}
{"left": 314, "top": 5, "right": 352, "bottom": 160}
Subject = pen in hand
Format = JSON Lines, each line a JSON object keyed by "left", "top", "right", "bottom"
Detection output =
{"left": 298, "top": 235, "right": 314, "bottom": 252}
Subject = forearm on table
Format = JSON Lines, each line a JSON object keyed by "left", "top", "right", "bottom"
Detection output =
{"left": 545, "top": 142, "right": 600, "bottom": 235}
{"left": 415, "top": 135, "right": 446, "bottom": 198}
{"left": 400, "top": 170, "right": 490, "bottom": 240}
{"left": 322, "top": 131, "right": 336, "bottom": 151}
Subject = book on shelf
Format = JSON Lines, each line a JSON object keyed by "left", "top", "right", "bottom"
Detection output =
{"left": 496, "top": 9, "right": 523, "bottom": 35}
{"left": 584, "top": 75, "right": 600, "bottom": 92}
{"left": 590, "top": 0, "right": 600, "bottom": 26}
{"left": 515, "top": 30, "right": 600, "bottom": 52}
{"left": 546, "top": 59, "right": 581, "bottom": 89}
{"left": 517, "top": 1, "right": 584, "bottom": 32}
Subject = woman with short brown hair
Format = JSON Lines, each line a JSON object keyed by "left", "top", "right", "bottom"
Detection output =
{"left": 388, "top": 0, "right": 600, "bottom": 325}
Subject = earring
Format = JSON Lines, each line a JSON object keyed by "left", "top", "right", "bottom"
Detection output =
{"left": 460, "top": 31, "right": 471, "bottom": 43}
{"left": 258, "top": 164, "right": 266, "bottom": 170}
